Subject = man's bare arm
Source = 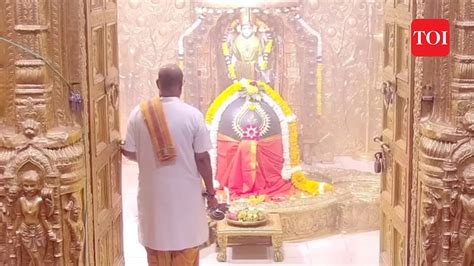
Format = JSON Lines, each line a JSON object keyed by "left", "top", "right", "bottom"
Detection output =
{"left": 194, "top": 151, "right": 215, "bottom": 195}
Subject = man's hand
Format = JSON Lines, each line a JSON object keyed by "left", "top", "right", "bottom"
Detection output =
{"left": 195, "top": 151, "right": 216, "bottom": 209}
{"left": 206, "top": 195, "right": 218, "bottom": 210}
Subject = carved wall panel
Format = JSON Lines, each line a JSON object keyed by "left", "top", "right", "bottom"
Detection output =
{"left": 0, "top": 0, "right": 125, "bottom": 264}
{"left": 0, "top": 0, "right": 88, "bottom": 265}
{"left": 117, "top": 0, "right": 384, "bottom": 162}
{"left": 416, "top": 0, "right": 474, "bottom": 265}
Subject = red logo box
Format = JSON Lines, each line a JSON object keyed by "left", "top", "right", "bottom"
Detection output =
{"left": 411, "top": 19, "right": 450, "bottom": 57}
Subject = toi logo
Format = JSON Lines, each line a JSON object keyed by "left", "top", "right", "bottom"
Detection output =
{"left": 411, "top": 19, "right": 450, "bottom": 57}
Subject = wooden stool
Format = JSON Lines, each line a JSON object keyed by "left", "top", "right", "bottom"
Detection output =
{"left": 216, "top": 213, "right": 284, "bottom": 262}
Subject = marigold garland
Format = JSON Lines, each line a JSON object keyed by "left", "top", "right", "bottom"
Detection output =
{"left": 205, "top": 82, "right": 241, "bottom": 124}
{"left": 257, "top": 81, "right": 292, "bottom": 116}
{"left": 316, "top": 63, "right": 323, "bottom": 116}
{"left": 222, "top": 42, "right": 230, "bottom": 56}
{"left": 264, "top": 40, "right": 273, "bottom": 54}
{"left": 206, "top": 80, "right": 332, "bottom": 195}
{"left": 221, "top": 40, "right": 237, "bottom": 80}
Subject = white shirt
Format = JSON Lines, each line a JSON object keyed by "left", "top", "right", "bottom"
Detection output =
{"left": 123, "top": 97, "right": 211, "bottom": 251}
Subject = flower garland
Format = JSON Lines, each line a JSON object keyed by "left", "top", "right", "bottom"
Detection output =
{"left": 221, "top": 40, "right": 237, "bottom": 80}
{"left": 256, "top": 81, "right": 332, "bottom": 195}
{"left": 316, "top": 63, "right": 323, "bottom": 116}
{"left": 206, "top": 82, "right": 241, "bottom": 124}
{"left": 206, "top": 79, "right": 332, "bottom": 195}
{"left": 259, "top": 35, "right": 273, "bottom": 71}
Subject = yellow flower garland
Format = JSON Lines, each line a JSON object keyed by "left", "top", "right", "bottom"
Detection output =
{"left": 206, "top": 80, "right": 332, "bottom": 195}
{"left": 205, "top": 82, "right": 241, "bottom": 124}
{"left": 221, "top": 41, "right": 237, "bottom": 80}
{"left": 258, "top": 82, "right": 291, "bottom": 116}
{"left": 255, "top": 81, "right": 332, "bottom": 195}
{"left": 316, "top": 63, "right": 323, "bottom": 116}
{"left": 264, "top": 40, "right": 273, "bottom": 54}
{"left": 222, "top": 42, "right": 230, "bottom": 57}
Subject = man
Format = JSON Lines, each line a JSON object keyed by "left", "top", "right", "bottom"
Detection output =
{"left": 121, "top": 64, "right": 217, "bottom": 266}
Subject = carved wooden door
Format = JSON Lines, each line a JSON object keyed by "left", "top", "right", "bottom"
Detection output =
{"left": 379, "top": 0, "right": 415, "bottom": 265}
{"left": 86, "top": 0, "right": 123, "bottom": 265}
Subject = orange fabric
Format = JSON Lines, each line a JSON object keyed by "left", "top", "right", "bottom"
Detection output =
{"left": 145, "top": 247, "right": 199, "bottom": 266}
{"left": 140, "top": 97, "right": 176, "bottom": 162}
{"left": 216, "top": 134, "right": 292, "bottom": 198}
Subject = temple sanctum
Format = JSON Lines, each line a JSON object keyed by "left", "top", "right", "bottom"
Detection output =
{"left": 0, "top": 0, "right": 473, "bottom": 265}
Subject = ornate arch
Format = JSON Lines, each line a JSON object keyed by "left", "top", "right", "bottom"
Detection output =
{"left": 3, "top": 145, "right": 60, "bottom": 180}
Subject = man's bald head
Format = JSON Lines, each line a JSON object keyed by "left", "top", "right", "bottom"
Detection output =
{"left": 156, "top": 64, "right": 183, "bottom": 97}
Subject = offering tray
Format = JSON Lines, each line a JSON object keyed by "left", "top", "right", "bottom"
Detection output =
{"left": 226, "top": 216, "right": 268, "bottom": 227}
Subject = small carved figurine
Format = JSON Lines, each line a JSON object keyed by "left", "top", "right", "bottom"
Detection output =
{"left": 421, "top": 190, "right": 441, "bottom": 266}
{"left": 451, "top": 176, "right": 474, "bottom": 266}
{"left": 64, "top": 195, "right": 84, "bottom": 265}
{"left": 12, "top": 170, "right": 57, "bottom": 266}
{"left": 6, "top": 184, "right": 20, "bottom": 216}
{"left": 0, "top": 202, "right": 6, "bottom": 264}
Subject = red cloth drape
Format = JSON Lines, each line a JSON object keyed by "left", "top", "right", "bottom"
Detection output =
{"left": 216, "top": 134, "right": 292, "bottom": 198}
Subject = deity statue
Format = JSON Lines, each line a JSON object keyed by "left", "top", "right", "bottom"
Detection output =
{"left": 421, "top": 190, "right": 441, "bottom": 266}
{"left": 216, "top": 81, "right": 292, "bottom": 198}
{"left": 451, "top": 174, "right": 474, "bottom": 266}
{"left": 64, "top": 195, "right": 84, "bottom": 266}
{"left": 208, "top": 8, "right": 330, "bottom": 200}
{"left": 12, "top": 170, "right": 57, "bottom": 266}
{"left": 222, "top": 9, "right": 273, "bottom": 82}
{"left": 0, "top": 202, "right": 6, "bottom": 264}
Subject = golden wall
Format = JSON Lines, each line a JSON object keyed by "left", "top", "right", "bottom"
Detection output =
{"left": 118, "top": 0, "right": 383, "bottom": 162}
{"left": 118, "top": 0, "right": 193, "bottom": 132}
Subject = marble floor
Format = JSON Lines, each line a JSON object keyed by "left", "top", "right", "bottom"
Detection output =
{"left": 122, "top": 157, "right": 380, "bottom": 265}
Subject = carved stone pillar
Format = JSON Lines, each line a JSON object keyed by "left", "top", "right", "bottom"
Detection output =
{"left": 286, "top": 13, "right": 320, "bottom": 163}
{"left": 0, "top": 1, "right": 87, "bottom": 265}
{"left": 418, "top": 0, "right": 474, "bottom": 265}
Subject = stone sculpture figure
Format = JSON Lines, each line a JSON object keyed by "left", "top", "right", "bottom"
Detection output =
{"left": 12, "top": 170, "right": 57, "bottom": 266}
{"left": 421, "top": 189, "right": 441, "bottom": 266}
{"left": 0, "top": 202, "right": 6, "bottom": 264}
{"left": 451, "top": 175, "right": 474, "bottom": 266}
{"left": 6, "top": 184, "right": 21, "bottom": 263}
{"left": 6, "top": 184, "right": 21, "bottom": 216}
{"left": 64, "top": 195, "right": 84, "bottom": 265}
{"left": 231, "top": 21, "right": 263, "bottom": 80}
{"left": 225, "top": 8, "right": 272, "bottom": 82}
